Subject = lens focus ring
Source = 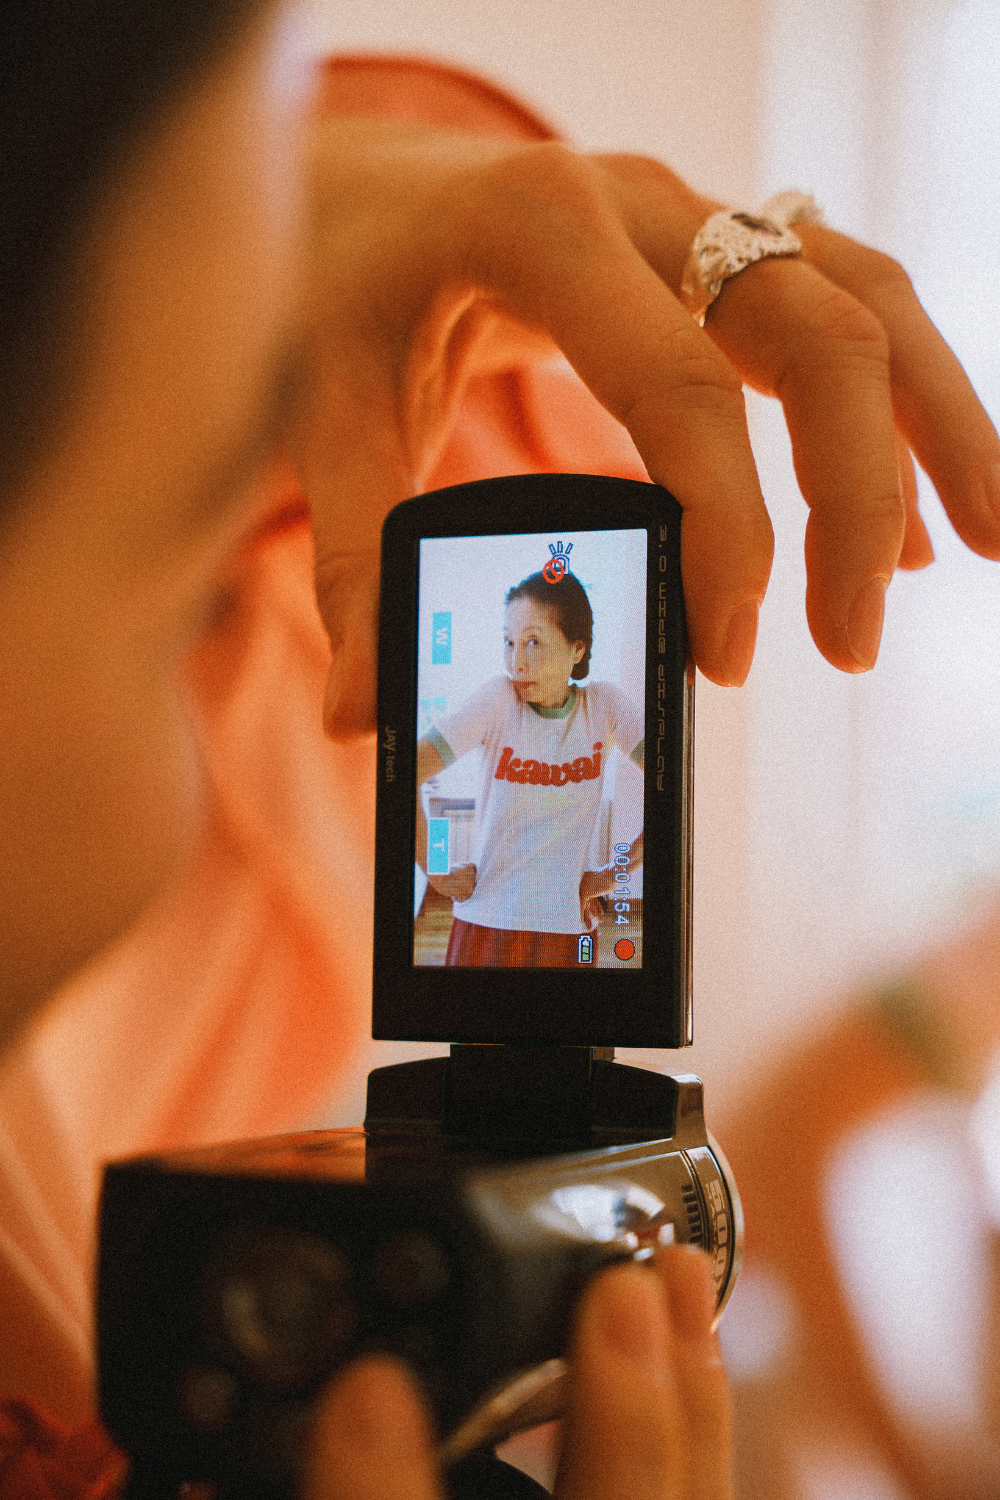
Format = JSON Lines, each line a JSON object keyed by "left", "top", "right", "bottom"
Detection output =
{"left": 209, "top": 1229, "right": 356, "bottom": 1389}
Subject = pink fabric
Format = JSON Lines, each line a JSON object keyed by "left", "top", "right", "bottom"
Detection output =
{"left": 0, "top": 56, "right": 648, "bottom": 1437}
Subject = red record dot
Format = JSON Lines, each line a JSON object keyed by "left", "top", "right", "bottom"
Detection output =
{"left": 614, "top": 938, "right": 635, "bottom": 962}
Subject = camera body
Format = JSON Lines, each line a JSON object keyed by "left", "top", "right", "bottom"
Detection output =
{"left": 97, "top": 475, "right": 742, "bottom": 1498}
{"left": 98, "top": 1061, "right": 739, "bottom": 1493}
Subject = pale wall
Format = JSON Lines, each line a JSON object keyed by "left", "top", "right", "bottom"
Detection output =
{"left": 310, "top": 0, "right": 1000, "bottom": 1125}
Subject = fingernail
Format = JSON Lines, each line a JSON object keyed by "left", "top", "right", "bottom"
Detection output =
{"left": 846, "top": 577, "right": 887, "bottom": 670}
{"left": 659, "top": 1245, "right": 715, "bottom": 1342}
{"left": 599, "top": 1267, "right": 668, "bottom": 1372}
{"left": 722, "top": 600, "right": 759, "bottom": 687}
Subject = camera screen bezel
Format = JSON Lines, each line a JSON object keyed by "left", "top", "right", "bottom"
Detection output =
{"left": 372, "top": 473, "right": 692, "bottom": 1049}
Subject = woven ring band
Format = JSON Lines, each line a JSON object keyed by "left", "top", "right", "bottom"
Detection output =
{"left": 679, "top": 190, "right": 824, "bottom": 326}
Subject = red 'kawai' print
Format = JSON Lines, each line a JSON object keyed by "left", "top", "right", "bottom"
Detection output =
{"left": 494, "top": 743, "right": 602, "bottom": 787}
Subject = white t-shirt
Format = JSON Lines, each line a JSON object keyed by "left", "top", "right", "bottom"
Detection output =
{"left": 428, "top": 676, "right": 643, "bottom": 934}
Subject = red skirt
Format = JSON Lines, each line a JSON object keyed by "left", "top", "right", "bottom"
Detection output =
{"left": 445, "top": 918, "right": 598, "bottom": 968}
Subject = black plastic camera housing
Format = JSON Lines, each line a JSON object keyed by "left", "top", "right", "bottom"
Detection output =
{"left": 98, "top": 1060, "right": 740, "bottom": 1497}
{"left": 373, "top": 474, "right": 693, "bottom": 1048}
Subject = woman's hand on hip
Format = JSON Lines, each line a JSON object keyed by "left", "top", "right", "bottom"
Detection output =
{"left": 288, "top": 118, "right": 1000, "bottom": 736}
{"left": 580, "top": 869, "right": 607, "bottom": 930}
{"left": 427, "top": 864, "right": 477, "bottom": 902}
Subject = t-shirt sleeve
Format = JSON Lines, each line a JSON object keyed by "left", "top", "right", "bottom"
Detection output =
{"left": 429, "top": 677, "right": 506, "bottom": 765}
{"left": 603, "top": 685, "right": 644, "bottom": 762}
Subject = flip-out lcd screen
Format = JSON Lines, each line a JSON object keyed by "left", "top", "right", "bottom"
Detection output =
{"left": 373, "top": 474, "right": 692, "bottom": 1049}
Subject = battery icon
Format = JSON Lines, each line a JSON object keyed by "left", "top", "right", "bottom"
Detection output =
{"left": 577, "top": 933, "right": 594, "bottom": 965}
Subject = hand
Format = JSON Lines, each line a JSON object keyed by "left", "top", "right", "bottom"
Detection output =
{"left": 289, "top": 119, "right": 1000, "bottom": 736}
{"left": 305, "top": 1245, "right": 731, "bottom": 1500}
{"left": 581, "top": 897, "right": 604, "bottom": 932}
{"left": 427, "top": 863, "right": 477, "bottom": 901}
{"left": 580, "top": 870, "right": 606, "bottom": 931}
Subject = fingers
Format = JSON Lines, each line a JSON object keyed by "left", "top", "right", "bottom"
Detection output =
{"left": 581, "top": 895, "right": 603, "bottom": 929}
{"left": 896, "top": 433, "right": 934, "bottom": 571}
{"left": 703, "top": 256, "right": 904, "bottom": 670}
{"left": 556, "top": 1249, "right": 732, "bottom": 1500}
{"left": 599, "top": 158, "right": 999, "bottom": 666}
{"left": 428, "top": 866, "right": 477, "bottom": 900}
{"left": 297, "top": 124, "right": 1000, "bottom": 699}
{"left": 658, "top": 1248, "right": 732, "bottom": 1500}
{"left": 798, "top": 225, "right": 1000, "bottom": 562}
{"left": 306, "top": 1357, "right": 442, "bottom": 1500}
{"left": 463, "top": 145, "right": 773, "bottom": 687}
{"left": 702, "top": 222, "right": 1000, "bottom": 665}
{"left": 285, "top": 322, "right": 411, "bottom": 738}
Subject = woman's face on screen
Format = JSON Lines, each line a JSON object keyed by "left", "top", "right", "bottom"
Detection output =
{"left": 504, "top": 598, "right": 585, "bottom": 708}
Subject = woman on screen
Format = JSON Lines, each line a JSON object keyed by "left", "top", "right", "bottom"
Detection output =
{"left": 415, "top": 569, "right": 644, "bottom": 967}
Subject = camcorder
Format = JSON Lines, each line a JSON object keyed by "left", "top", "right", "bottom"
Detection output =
{"left": 98, "top": 474, "right": 743, "bottom": 1500}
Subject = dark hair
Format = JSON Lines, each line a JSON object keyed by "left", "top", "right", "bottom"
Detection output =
{"left": 0, "top": 0, "right": 267, "bottom": 504}
{"left": 506, "top": 570, "right": 594, "bottom": 680}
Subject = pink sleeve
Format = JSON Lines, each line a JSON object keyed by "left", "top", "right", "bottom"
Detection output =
{"left": 0, "top": 57, "right": 651, "bottom": 1425}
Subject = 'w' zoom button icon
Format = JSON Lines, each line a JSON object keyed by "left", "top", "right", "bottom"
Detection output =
{"left": 431, "top": 612, "right": 452, "bottom": 664}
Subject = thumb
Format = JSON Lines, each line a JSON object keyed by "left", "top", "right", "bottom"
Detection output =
{"left": 289, "top": 280, "right": 519, "bottom": 738}
{"left": 306, "top": 1357, "right": 443, "bottom": 1500}
{"left": 286, "top": 327, "right": 412, "bottom": 738}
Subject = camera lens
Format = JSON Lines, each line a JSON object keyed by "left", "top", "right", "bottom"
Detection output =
{"left": 373, "top": 1229, "right": 450, "bottom": 1307}
{"left": 210, "top": 1229, "right": 356, "bottom": 1388}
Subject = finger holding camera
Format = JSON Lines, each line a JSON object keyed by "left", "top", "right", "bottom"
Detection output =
{"left": 557, "top": 1247, "right": 731, "bottom": 1500}
{"left": 427, "top": 864, "right": 478, "bottom": 902}
{"left": 305, "top": 1247, "right": 729, "bottom": 1500}
{"left": 306, "top": 1357, "right": 441, "bottom": 1500}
